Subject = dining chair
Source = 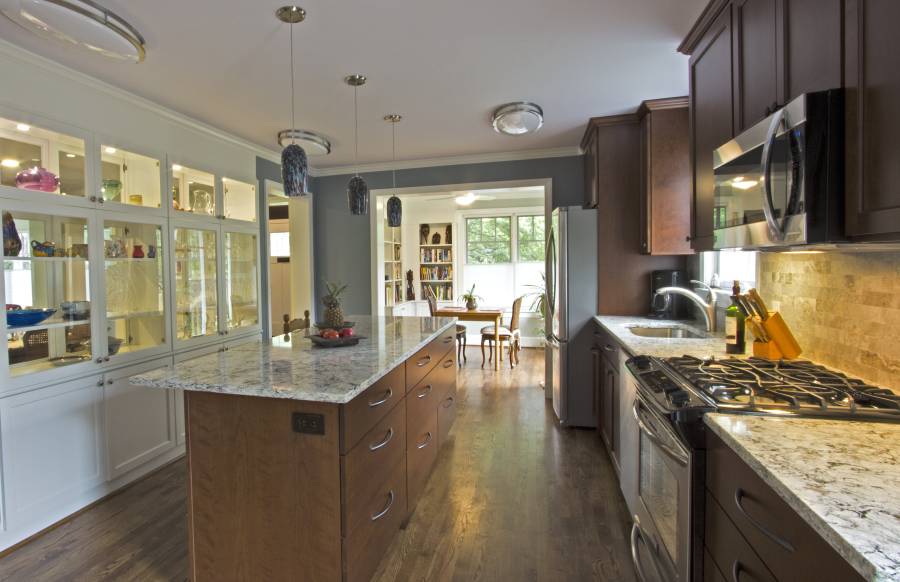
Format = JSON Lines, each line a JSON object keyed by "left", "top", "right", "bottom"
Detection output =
{"left": 480, "top": 296, "right": 523, "bottom": 369}
{"left": 426, "top": 286, "right": 466, "bottom": 364}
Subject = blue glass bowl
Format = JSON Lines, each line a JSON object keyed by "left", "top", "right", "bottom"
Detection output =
{"left": 6, "top": 308, "right": 57, "bottom": 327}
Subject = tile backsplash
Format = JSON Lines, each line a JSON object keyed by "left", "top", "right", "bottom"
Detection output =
{"left": 758, "top": 251, "right": 900, "bottom": 391}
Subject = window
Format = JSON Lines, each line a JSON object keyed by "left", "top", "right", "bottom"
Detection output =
{"left": 466, "top": 216, "right": 511, "bottom": 264}
{"left": 701, "top": 250, "right": 758, "bottom": 289}
{"left": 517, "top": 215, "right": 545, "bottom": 262}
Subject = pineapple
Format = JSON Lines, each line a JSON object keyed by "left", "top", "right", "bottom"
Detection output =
{"left": 322, "top": 281, "right": 348, "bottom": 329}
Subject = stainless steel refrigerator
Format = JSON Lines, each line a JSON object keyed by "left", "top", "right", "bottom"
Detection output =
{"left": 545, "top": 206, "right": 598, "bottom": 427}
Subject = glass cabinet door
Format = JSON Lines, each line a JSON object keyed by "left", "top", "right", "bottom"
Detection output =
{"left": 0, "top": 116, "right": 86, "bottom": 199}
{"left": 223, "top": 231, "right": 258, "bottom": 331}
{"left": 102, "top": 219, "right": 166, "bottom": 357}
{"left": 3, "top": 210, "right": 92, "bottom": 376}
{"left": 100, "top": 146, "right": 162, "bottom": 209}
{"left": 222, "top": 178, "right": 257, "bottom": 222}
{"left": 171, "top": 165, "right": 215, "bottom": 217}
{"left": 174, "top": 227, "right": 218, "bottom": 341}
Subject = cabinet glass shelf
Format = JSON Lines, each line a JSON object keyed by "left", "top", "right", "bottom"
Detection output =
{"left": 4, "top": 210, "right": 91, "bottom": 376}
{"left": 172, "top": 165, "right": 215, "bottom": 216}
{"left": 223, "top": 178, "right": 256, "bottom": 222}
{"left": 174, "top": 227, "right": 218, "bottom": 340}
{"left": 100, "top": 146, "right": 162, "bottom": 209}
{"left": 224, "top": 231, "right": 258, "bottom": 330}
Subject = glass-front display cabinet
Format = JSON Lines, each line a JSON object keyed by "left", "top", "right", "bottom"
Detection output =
{"left": 102, "top": 217, "right": 167, "bottom": 359}
{"left": 171, "top": 165, "right": 215, "bottom": 217}
{"left": 0, "top": 115, "right": 86, "bottom": 200}
{"left": 224, "top": 230, "right": 259, "bottom": 331}
{"left": 222, "top": 178, "right": 256, "bottom": 222}
{"left": 173, "top": 226, "right": 218, "bottom": 342}
{"left": 3, "top": 207, "right": 93, "bottom": 377}
{"left": 99, "top": 145, "right": 162, "bottom": 210}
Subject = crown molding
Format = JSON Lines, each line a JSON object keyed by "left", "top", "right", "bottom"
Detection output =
{"left": 309, "top": 146, "right": 582, "bottom": 177}
{"left": 0, "top": 38, "right": 282, "bottom": 163}
{"left": 636, "top": 96, "right": 689, "bottom": 118}
{"left": 678, "top": 0, "right": 728, "bottom": 55}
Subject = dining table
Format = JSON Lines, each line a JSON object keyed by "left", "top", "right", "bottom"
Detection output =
{"left": 432, "top": 306, "right": 505, "bottom": 370}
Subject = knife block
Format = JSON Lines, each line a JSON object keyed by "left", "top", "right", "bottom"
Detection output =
{"left": 748, "top": 311, "right": 802, "bottom": 360}
{"left": 752, "top": 339, "right": 784, "bottom": 360}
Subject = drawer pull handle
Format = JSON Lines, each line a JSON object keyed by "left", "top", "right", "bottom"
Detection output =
{"left": 442, "top": 359, "right": 454, "bottom": 368}
{"left": 369, "top": 427, "right": 394, "bottom": 451}
{"left": 416, "top": 355, "right": 433, "bottom": 367}
{"left": 603, "top": 345, "right": 615, "bottom": 352}
{"left": 370, "top": 490, "right": 395, "bottom": 521}
{"left": 731, "top": 560, "right": 743, "bottom": 582}
{"left": 416, "top": 431, "right": 433, "bottom": 449}
{"left": 442, "top": 396, "right": 455, "bottom": 408}
{"left": 417, "top": 384, "right": 433, "bottom": 399}
{"left": 443, "top": 336, "right": 453, "bottom": 343}
{"left": 368, "top": 388, "right": 393, "bottom": 408}
{"left": 734, "top": 488, "right": 795, "bottom": 553}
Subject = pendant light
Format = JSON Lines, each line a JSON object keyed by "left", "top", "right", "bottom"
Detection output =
{"left": 276, "top": 6, "right": 310, "bottom": 197}
{"left": 385, "top": 114, "right": 402, "bottom": 227}
{"left": 345, "top": 74, "right": 369, "bottom": 215}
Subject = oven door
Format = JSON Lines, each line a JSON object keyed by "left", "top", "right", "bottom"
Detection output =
{"left": 630, "top": 392, "right": 692, "bottom": 582}
{"left": 713, "top": 95, "right": 807, "bottom": 250}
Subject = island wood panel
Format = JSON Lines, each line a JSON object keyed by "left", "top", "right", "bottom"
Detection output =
{"left": 406, "top": 410, "right": 439, "bottom": 512}
{"left": 185, "top": 391, "right": 342, "bottom": 582}
{"left": 342, "top": 402, "right": 407, "bottom": 538}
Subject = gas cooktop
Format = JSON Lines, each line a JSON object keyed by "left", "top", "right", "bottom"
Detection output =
{"left": 664, "top": 355, "right": 900, "bottom": 421}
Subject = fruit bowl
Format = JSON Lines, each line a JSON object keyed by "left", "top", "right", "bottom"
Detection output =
{"left": 309, "top": 334, "right": 365, "bottom": 348}
{"left": 6, "top": 308, "right": 57, "bottom": 327}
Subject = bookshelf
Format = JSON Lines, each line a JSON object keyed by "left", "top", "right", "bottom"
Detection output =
{"left": 384, "top": 219, "right": 403, "bottom": 307}
{"left": 418, "top": 222, "right": 454, "bottom": 301}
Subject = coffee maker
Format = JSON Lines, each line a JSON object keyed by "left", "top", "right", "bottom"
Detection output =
{"left": 649, "top": 269, "right": 689, "bottom": 319}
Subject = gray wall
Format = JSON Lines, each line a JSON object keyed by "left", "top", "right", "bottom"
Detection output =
{"left": 256, "top": 157, "right": 283, "bottom": 337}
{"left": 309, "top": 156, "right": 583, "bottom": 315}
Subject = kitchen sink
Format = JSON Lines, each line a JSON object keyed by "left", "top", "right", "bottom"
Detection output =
{"left": 628, "top": 326, "right": 706, "bottom": 339}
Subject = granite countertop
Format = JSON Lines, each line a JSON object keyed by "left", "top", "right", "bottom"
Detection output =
{"left": 705, "top": 414, "right": 900, "bottom": 582}
{"left": 594, "top": 315, "right": 743, "bottom": 359}
{"left": 132, "top": 316, "right": 456, "bottom": 404}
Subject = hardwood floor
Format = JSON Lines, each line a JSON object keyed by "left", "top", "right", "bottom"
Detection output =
{"left": 0, "top": 348, "right": 636, "bottom": 582}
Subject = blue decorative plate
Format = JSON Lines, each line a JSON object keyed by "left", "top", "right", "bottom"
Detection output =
{"left": 7, "top": 308, "right": 56, "bottom": 327}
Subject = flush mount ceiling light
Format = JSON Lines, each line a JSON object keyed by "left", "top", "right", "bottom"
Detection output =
{"left": 345, "top": 74, "right": 369, "bottom": 216}
{"left": 276, "top": 130, "right": 331, "bottom": 156}
{"left": 0, "top": 0, "right": 146, "bottom": 62}
{"left": 491, "top": 101, "right": 544, "bottom": 136}
{"left": 276, "top": 5, "right": 310, "bottom": 197}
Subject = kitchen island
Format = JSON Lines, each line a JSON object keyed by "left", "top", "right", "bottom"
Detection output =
{"left": 133, "top": 316, "right": 459, "bottom": 582}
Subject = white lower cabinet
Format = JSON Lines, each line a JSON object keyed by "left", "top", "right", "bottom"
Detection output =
{"left": 0, "top": 376, "right": 105, "bottom": 533}
{"left": 103, "top": 358, "right": 176, "bottom": 480}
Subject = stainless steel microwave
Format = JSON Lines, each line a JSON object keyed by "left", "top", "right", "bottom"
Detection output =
{"left": 713, "top": 90, "right": 844, "bottom": 250}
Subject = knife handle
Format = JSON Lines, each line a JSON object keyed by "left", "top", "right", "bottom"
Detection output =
{"left": 748, "top": 288, "right": 770, "bottom": 319}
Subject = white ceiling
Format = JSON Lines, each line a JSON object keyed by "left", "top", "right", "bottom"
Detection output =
{"left": 0, "top": 0, "right": 707, "bottom": 169}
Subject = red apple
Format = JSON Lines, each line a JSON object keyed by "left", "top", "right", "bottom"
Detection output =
{"left": 339, "top": 327, "right": 355, "bottom": 338}
{"left": 321, "top": 329, "right": 339, "bottom": 339}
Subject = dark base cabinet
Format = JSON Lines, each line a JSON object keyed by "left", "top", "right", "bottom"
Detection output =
{"left": 704, "top": 432, "right": 864, "bottom": 582}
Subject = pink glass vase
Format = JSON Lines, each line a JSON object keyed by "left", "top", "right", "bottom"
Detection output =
{"left": 15, "top": 167, "right": 60, "bottom": 193}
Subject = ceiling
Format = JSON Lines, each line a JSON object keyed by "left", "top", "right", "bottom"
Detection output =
{"left": 0, "top": 0, "right": 707, "bottom": 169}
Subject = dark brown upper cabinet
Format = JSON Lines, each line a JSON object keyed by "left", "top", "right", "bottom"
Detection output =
{"left": 732, "top": 0, "right": 779, "bottom": 132}
{"left": 637, "top": 98, "right": 693, "bottom": 255}
{"left": 687, "top": 4, "right": 734, "bottom": 252}
{"left": 582, "top": 126, "right": 599, "bottom": 209}
{"left": 845, "top": 0, "right": 900, "bottom": 238}
{"left": 782, "top": 0, "right": 842, "bottom": 101}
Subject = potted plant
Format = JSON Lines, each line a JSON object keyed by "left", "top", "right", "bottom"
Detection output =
{"left": 461, "top": 284, "right": 482, "bottom": 311}
{"left": 524, "top": 272, "right": 548, "bottom": 322}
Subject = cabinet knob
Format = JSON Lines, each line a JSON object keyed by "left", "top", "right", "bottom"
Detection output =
{"left": 107, "top": 379, "right": 113, "bottom": 385}
{"left": 685, "top": 235, "right": 692, "bottom": 242}
{"left": 104, "top": 356, "right": 110, "bottom": 362}
{"left": 89, "top": 196, "right": 97, "bottom": 203}
{"left": 97, "top": 379, "right": 104, "bottom": 387}
{"left": 96, "top": 357, "right": 104, "bottom": 364}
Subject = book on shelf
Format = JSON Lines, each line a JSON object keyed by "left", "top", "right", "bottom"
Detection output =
{"left": 422, "top": 282, "right": 453, "bottom": 301}
{"left": 420, "top": 247, "right": 451, "bottom": 263}
{"left": 420, "top": 265, "right": 452, "bottom": 281}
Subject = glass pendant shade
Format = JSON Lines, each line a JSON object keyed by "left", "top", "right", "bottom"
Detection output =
{"left": 281, "top": 143, "right": 309, "bottom": 197}
{"left": 386, "top": 195, "right": 402, "bottom": 227}
{"left": 348, "top": 175, "right": 369, "bottom": 215}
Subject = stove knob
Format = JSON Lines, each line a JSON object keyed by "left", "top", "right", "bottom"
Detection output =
{"left": 669, "top": 390, "right": 690, "bottom": 407}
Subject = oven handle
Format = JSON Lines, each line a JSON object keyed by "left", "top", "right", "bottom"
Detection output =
{"left": 761, "top": 107, "right": 788, "bottom": 241}
{"left": 633, "top": 399, "right": 689, "bottom": 467}
{"left": 630, "top": 520, "right": 667, "bottom": 582}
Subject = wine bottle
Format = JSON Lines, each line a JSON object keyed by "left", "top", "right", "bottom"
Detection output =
{"left": 725, "top": 280, "right": 746, "bottom": 355}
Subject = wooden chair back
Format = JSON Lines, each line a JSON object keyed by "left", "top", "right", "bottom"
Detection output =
{"left": 509, "top": 296, "right": 524, "bottom": 332}
{"left": 424, "top": 286, "right": 438, "bottom": 316}
{"left": 282, "top": 310, "right": 311, "bottom": 334}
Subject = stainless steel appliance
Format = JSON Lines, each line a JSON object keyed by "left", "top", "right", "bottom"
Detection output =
{"left": 713, "top": 90, "right": 844, "bottom": 250}
{"left": 649, "top": 270, "right": 689, "bottom": 319}
{"left": 624, "top": 354, "right": 900, "bottom": 582}
{"left": 545, "top": 206, "right": 598, "bottom": 427}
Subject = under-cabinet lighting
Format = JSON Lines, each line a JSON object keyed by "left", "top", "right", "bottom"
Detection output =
{"left": 15, "top": 123, "right": 30, "bottom": 132}
{"left": 1, "top": 159, "right": 20, "bottom": 168}
{"left": 66, "top": 153, "right": 76, "bottom": 158}
{"left": 104, "top": 147, "right": 117, "bottom": 154}
{"left": 172, "top": 164, "right": 182, "bottom": 172}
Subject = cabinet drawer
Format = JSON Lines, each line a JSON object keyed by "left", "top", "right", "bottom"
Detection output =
{"left": 407, "top": 409, "right": 438, "bottom": 511}
{"left": 704, "top": 548, "right": 727, "bottom": 582}
{"left": 405, "top": 330, "right": 455, "bottom": 391}
{"left": 341, "top": 365, "right": 405, "bottom": 454}
{"left": 593, "top": 324, "right": 620, "bottom": 365}
{"left": 437, "top": 384, "right": 457, "bottom": 447}
{"left": 705, "top": 491, "right": 777, "bottom": 582}
{"left": 707, "top": 432, "right": 865, "bottom": 582}
{"left": 342, "top": 402, "right": 406, "bottom": 537}
{"left": 408, "top": 351, "right": 456, "bottom": 432}
{"left": 343, "top": 469, "right": 407, "bottom": 582}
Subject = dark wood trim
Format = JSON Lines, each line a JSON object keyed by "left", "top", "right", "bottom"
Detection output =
{"left": 580, "top": 113, "right": 640, "bottom": 150}
{"left": 0, "top": 455, "right": 185, "bottom": 560}
{"left": 636, "top": 96, "right": 689, "bottom": 118}
{"left": 678, "top": 0, "right": 730, "bottom": 54}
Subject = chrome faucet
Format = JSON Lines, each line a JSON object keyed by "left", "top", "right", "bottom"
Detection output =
{"left": 655, "top": 280, "right": 718, "bottom": 332}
